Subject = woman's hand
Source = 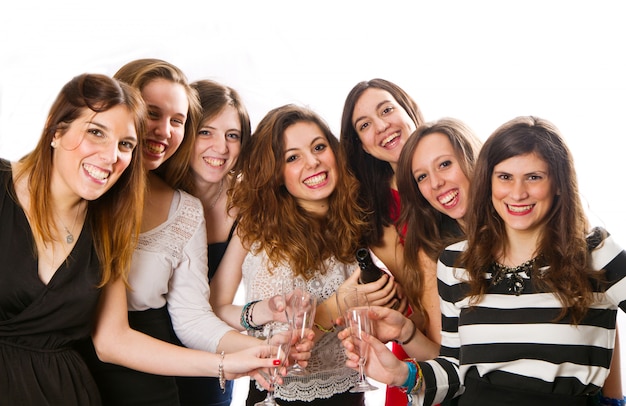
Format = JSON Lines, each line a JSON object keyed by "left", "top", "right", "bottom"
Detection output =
{"left": 342, "top": 267, "right": 403, "bottom": 310}
{"left": 340, "top": 329, "right": 409, "bottom": 387}
{"left": 220, "top": 344, "right": 282, "bottom": 389}
{"left": 288, "top": 327, "right": 314, "bottom": 367}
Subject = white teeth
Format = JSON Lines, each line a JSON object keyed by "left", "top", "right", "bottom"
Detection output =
{"left": 203, "top": 157, "right": 226, "bottom": 167}
{"left": 304, "top": 173, "right": 327, "bottom": 186}
{"left": 508, "top": 204, "right": 533, "bottom": 213}
{"left": 381, "top": 132, "right": 398, "bottom": 147}
{"left": 439, "top": 190, "right": 458, "bottom": 205}
{"left": 83, "top": 164, "right": 110, "bottom": 180}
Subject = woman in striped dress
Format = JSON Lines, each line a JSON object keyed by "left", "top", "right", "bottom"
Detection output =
{"left": 341, "top": 116, "right": 626, "bottom": 406}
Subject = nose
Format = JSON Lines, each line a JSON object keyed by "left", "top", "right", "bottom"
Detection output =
{"left": 430, "top": 173, "right": 444, "bottom": 190}
{"left": 213, "top": 135, "right": 228, "bottom": 154}
{"left": 152, "top": 118, "right": 172, "bottom": 140}
{"left": 510, "top": 180, "right": 529, "bottom": 200}
{"left": 305, "top": 153, "right": 320, "bottom": 168}
{"left": 374, "top": 116, "right": 390, "bottom": 133}
{"left": 99, "top": 141, "right": 119, "bottom": 164}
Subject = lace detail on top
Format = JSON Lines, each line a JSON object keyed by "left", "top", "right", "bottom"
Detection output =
{"left": 242, "top": 244, "right": 360, "bottom": 401}
{"left": 136, "top": 191, "right": 204, "bottom": 259}
{"left": 127, "top": 190, "right": 205, "bottom": 311}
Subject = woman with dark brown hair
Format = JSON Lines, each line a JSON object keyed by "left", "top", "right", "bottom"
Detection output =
{"left": 342, "top": 116, "right": 626, "bottom": 406}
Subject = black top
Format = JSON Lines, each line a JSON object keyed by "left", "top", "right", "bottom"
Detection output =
{"left": 0, "top": 158, "right": 103, "bottom": 405}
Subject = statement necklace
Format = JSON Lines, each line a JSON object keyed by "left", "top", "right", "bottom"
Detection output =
{"left": 209, "top": 179, "right": 224, "bottom": 210}
{"left": 491, "top": 256, "right": 539, "bottom": 295}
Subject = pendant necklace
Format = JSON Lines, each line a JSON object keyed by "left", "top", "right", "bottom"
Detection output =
{"left": 57, "top": 201, "right": 83, "bottom": 244}
{"left": 209, "top": 179, "right": 224, "bottom": 210}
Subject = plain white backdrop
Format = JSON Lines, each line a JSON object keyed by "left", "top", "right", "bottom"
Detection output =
{"left": 1, "top": 1, "right": 625, "bottom": 403}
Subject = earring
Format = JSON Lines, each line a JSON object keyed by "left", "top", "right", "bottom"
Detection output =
{"left": 50, "top": 140, "right": 57, "bottom": 148}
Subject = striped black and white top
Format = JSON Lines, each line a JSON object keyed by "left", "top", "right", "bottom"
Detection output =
{"left": 415, "top": 229, "right": 626, "bottom": 405}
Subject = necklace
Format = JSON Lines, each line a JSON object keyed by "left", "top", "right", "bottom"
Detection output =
{"left": 57, "top": 201, "right": 83, "bottom": 244}
{"left": 209, "top": 179, "right": 224, "bottom": 210}
{"left": 490, "top": 256, "right": 539, "bottom": 295}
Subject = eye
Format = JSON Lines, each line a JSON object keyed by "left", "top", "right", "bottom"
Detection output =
{"left": 497, "top": 174, "right": 512, "bottom": 181}
{"left": 358, "top": 122, "right": 370, "bottom": 132}
{"left": 119, "top": 140, "right": 136, "bottom": 151}
{"left": 381, "top": 105, "right": 394, "bottom": 115}
{"left": 415, "top": 173, "right": 426, "bottom": 183}
{"left": 171, "top": 118, "right": 185, "bottom": 126}
{"left": 87, "top": 128, "right": 104, "bottom": 138}
{"left": 198, "top": 129, "right": 211, "bottom": 137}
{"left": 286, "top": 154, "right": 298, "bottom": 163}
{"left": 439, "top": 160, "right": 452, "bottom": 169}
{"left": 227, "top": 132, "right": 241, "bottom": 142}
{"left": 313, "top": 143, "right": 327, "bottom": 152}
{"left": 147, "top": 110, "right": 159, "bottom": 120}
{"left": 528, "top": 174, "right": 543, "bottom": 181}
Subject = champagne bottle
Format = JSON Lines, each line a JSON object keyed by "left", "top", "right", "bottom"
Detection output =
{"left": 355, "top": 248, "right": 401, "bottom": 310}
{"left": 355, "top": 248, "right": 386, "bottom": 284}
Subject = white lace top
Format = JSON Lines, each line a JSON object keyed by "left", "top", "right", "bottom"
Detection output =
{"left": 242, "top": 244, "right": 359, "bottom": 401}
{"left": 127, "top": 189, "right": 234, "bottom": 353}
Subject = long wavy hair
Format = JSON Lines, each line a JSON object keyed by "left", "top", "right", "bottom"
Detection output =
{"left": 187, "top": 79, "right": 251, "bottom": 194}
{"left": 15, "top": 73, "right": 147, "bottom": 286}
{"left": 231, "top": 104, "right": 368, "bottom": 278}
{"left": 114, "top": 58, "right": 201, "bottom": 191}
{"left": 460, "top": 116, "right": 597, "bottom": 323}
{"left": 339, "top": 78, "right": 424, "bottom": 246}
{"left": 396, "top": 118, "right": 481, "bottom": 310}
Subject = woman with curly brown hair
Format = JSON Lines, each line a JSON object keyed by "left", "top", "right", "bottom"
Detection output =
{"left": 211, "top": 104, "right": 398, "bottom": 405}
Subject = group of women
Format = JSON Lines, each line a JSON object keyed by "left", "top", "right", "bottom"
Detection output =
{"left": 1, "top": 58, "right": 625, "bottom": 406}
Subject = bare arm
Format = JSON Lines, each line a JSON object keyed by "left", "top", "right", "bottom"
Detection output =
{"left": 208, "top": 232, "right": 248, "bottom": 330}
{"left": 92, "top": 277, "right": 278, "bottom": 381}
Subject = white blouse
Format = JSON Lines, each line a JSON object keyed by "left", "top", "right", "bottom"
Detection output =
{"left": 127, "top": 189, "right": 234, "bottom": 353}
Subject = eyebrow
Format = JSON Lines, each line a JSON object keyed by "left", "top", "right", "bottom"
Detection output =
{"left": 353, "top": 100, "right": 393, "bottom": 128}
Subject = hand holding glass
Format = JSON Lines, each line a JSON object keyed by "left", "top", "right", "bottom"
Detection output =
{"left": 344, "top": 290, "right": 378, "bottom": 392}
{"left": 255, "top": 322, "right": 293, "bottom": 406}
{"left": 286, "top": 289, "right": 316, "bottom": 376}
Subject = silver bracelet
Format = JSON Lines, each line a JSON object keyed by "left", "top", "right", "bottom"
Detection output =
{"left": 218, "top": 351, "right": 226, "bottom": 393}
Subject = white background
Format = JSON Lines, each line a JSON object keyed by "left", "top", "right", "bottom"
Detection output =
{"left": 1, "top": 1, "right": 625, "bottom": 403}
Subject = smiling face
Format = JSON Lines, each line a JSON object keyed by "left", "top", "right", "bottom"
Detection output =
{"left": 412, "top": 132, "right": 471, "bottom": 221}
{"left": 491, "top": 152, "right": 555, "bottom": 237}
{"left": 140, "top": 78, "right": 189, "bottom": 170}
{"left": 51, "top": 105, "right": 138, "bottom": 201}
{"left": 282, "top": 121, "right": 337, "bottom": 215}
{"left": 191, "top": 105, "right": 242, "bottom": 186}
{"left": 351, "top": 88, "right": 416, "bottom": 169}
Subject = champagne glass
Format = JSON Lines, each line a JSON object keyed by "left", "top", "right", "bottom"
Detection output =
{"left": 286, "top": 289, "right": 316, "bottom": 376}
{"left": 344, "top": 290, "right": 378, "bottom": 392}
{"left": 335, "top": 286, "right": 357, "bottom": 327}
{"left": 255, "top": 322, "right": 294, "bottom": 406}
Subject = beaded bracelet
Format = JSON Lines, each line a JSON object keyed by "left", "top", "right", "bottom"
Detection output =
{"left": 240, "top": 300, "right": 264, "bottom": 331}
{"left": 218, "top": 351, "right": 226, "bottom": 393}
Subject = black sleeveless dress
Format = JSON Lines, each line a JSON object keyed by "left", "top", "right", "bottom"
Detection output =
{"left": 0, "top": 159, "right": 103, "bottom": 405}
